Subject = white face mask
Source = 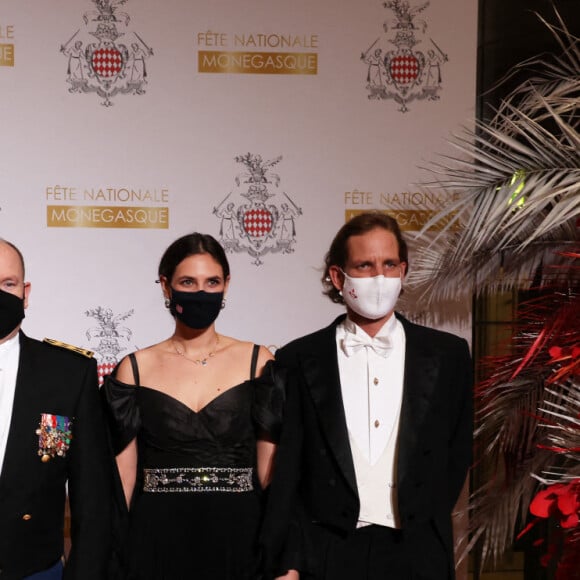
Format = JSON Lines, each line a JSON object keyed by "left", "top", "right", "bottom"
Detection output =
{"left": 340, "top": 270, "right": 402, "bottom": 320}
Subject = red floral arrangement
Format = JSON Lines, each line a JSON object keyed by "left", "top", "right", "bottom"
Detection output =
{"left": 518, "top": 331, "right": 580, "bottom": 579}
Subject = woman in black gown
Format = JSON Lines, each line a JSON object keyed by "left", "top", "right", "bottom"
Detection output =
{"left": 103, "top": 233, "right": 283, "bottom": 580}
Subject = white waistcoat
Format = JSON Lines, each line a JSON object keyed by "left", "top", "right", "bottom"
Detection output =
{"left": 349, "top": 414, "right": 401, "bottom": 529}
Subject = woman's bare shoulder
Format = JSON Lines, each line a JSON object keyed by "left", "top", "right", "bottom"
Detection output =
{"left": 219, "top": 336, "right": 273, "bottom": 372}
{"left": 116, "top": 342, "right": 169, "bottom": 385}
{"left": 115, "top": 355, "right": 137, "bottom": 385}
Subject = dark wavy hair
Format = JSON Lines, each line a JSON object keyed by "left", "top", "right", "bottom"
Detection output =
{"left": 322, "top": 212, "right": 408, "bottom": 304}
{"left": 158, "top": 233, "right": 230, "bottom": 282}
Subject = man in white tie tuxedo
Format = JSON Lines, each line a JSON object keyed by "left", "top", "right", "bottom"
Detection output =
{"left": 261, "top": 212, "right": 473, "bottom": 580}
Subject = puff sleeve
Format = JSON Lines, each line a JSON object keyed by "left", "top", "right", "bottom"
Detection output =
{"left": 252, "top": 360, "right": 286, "bottom": 443}
{"left": 102, "top": 376, "right": 141, "bottom": 456}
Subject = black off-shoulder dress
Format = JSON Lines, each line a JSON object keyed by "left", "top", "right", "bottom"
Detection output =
{"left": 103, "top": 346, "right": 282, "bottom": 580}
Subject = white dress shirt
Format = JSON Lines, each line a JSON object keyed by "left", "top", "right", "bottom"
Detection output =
{"left": 0, "top": 333, "right": 20, "bottom": 474}
{"left": 337, "top": 315, "right": 405, "bottom": 464}
{"left": 337, "top": 315, "right": 406, "bottom": 527}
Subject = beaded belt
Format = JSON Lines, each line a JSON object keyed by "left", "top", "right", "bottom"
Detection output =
{"left": 143, "top": 467, "right": 253, "bottom": 493}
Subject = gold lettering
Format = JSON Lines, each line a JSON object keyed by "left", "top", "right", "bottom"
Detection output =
{"left": 45, "top": 186, "right": 77, "bottom": 201}
{"left": 0, "top": 44, "right": 14, "bottom": 66}
{"left": 379, "top": 193, "right": 391, "bottom": 206}
{"left": 0, "top": 25, "right": 14, "bottom": 39}
{"left": 233, "top": 34, "right": 318, "bottom": 49}
{"left": 47, "top": 206, "right": 169, "bottom": 229}
{"left": 344, "top": 209, "right": 458, "bottom": 232}
{"left": 197, "top": 31, "right": 227, "bottom": 47}
{"left": 344, "top": 190, "right": 373, "bottom": 205}
{"left": 199, "top": 50, "right": 317, "bottom": 75}
{"left": 82, "top": 188, "right": 170, "bottom": 202}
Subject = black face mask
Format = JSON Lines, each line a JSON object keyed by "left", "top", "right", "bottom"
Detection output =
{"left": 0, "top": 289, "right": 25, "bottom": 339}
{"left": 169, "top": 288, "right": 223, "bottom": 330}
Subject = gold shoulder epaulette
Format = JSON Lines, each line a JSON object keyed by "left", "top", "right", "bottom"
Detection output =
{"left": 43, "top": 338, "right": 94, "bottom": 358}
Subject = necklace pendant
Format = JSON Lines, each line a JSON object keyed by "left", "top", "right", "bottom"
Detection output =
{"left": 172, "top": 335, "right": 220, "bottom": 367}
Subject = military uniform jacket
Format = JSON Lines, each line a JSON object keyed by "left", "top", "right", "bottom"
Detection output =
{"left": 260, "top": 314, "right": 473, "bottom": 579}
{"left": 0, "top": 332, "right": 111, "bottom": 580}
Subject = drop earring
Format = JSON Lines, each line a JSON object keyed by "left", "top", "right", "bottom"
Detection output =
{"left": 221, "top": 299, "right": 226, "bottom": 309}
{"left": 164, "top": 298, "right": 171, "bottom": 308}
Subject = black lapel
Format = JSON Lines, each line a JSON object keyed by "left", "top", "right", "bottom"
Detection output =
{"left": 396, "top": 316, "right": 441, "bottom": 487}
{"left": 299, "top": 317, "right": 358, "bottom": 495}
{"left": 0, "top": 333, "right": 41, "bottom": 487}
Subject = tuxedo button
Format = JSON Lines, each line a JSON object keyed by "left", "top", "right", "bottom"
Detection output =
{"left": 320, "top": 448, "right": 327, "bottom": 456}
{"left": 374, "top": 420, "right": 380, "bottom": 428}
{"left": 328, "top": 478, "right": 336, "bottom": 487}
{"left": 22, "top": 514, "right": 32, "bottom": 521}
{"left": 373, "top": 377, "right": 379, "bottom": 385}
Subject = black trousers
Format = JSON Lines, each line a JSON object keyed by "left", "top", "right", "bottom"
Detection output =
{"left": 313, "top": 524, "right": 450, "bottom": 580}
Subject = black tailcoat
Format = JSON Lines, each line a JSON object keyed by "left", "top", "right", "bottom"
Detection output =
{"left": 0, "top": 332, "right": 111, "bottom": 580}
{"left": 261, "top": 314, "right": 473, "bottom": 579}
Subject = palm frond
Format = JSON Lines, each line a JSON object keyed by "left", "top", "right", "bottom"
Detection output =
{"left": 407, "top": 8, "right": 580, "bottom": 570}
{"left": 407, "top": 11, "right": 580, "bottom": 302}
{"left": 464, "top": 287, "right": 580, "bottom": 570}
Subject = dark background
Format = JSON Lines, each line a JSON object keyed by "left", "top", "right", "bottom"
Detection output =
{"left": 478, "top": 0, "right": 580, "bottom": 121}
{"left": 473, "top": 2, "right": 579, "bottom": 578}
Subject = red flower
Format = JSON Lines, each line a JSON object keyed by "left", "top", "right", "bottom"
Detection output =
{"left": 530, "top": 480, "right": 580, "bottom": 529}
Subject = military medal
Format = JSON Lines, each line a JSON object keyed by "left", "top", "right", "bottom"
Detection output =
{"left": 36, "top": 414, "right": 73, "bottom": 461}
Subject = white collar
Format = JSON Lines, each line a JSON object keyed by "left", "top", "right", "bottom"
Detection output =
{"left": 0, "top": 332, "right": 19, "bottom": 358}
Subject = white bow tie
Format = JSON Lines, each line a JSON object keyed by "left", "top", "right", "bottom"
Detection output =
{"left": 341, "top": 333, "right": 392, "bottom": 357}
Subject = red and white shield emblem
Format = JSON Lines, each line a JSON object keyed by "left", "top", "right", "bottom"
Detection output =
{"left": 97, "top": 362, "right": 117, "bottom": 386}
{"left": 390, "top": 54, "right": 419, "bottom": 86}
{"left": 243, "top": 208, "right": 273, "bottom": 238}
{"left": 92, "top": 47, "right": 123, "bottom": 78}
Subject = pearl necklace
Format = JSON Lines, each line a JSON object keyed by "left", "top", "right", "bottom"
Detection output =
{"left": 172, "top": 335, "right": 220, "bottom": 367}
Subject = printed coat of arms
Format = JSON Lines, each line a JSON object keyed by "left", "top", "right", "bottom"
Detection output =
{"left": 84, "top": 306, "right": 135, "bottom": 384}
{"left": 361, "top": 0, "right": 448, "bottom": 112}
{"left": 61, "top": 0, "right": 154, "bottom": 106}
{"left": 213, "top": 153, "right": 303, "bottom": 266}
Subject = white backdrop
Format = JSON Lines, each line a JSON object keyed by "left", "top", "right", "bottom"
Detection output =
{"left": 0, "top": 0, "right": 477, "bottom": 381}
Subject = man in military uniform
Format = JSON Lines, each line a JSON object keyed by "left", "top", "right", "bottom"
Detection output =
{"left": 0, "top": 239, "right": 111, "bottom": 579}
